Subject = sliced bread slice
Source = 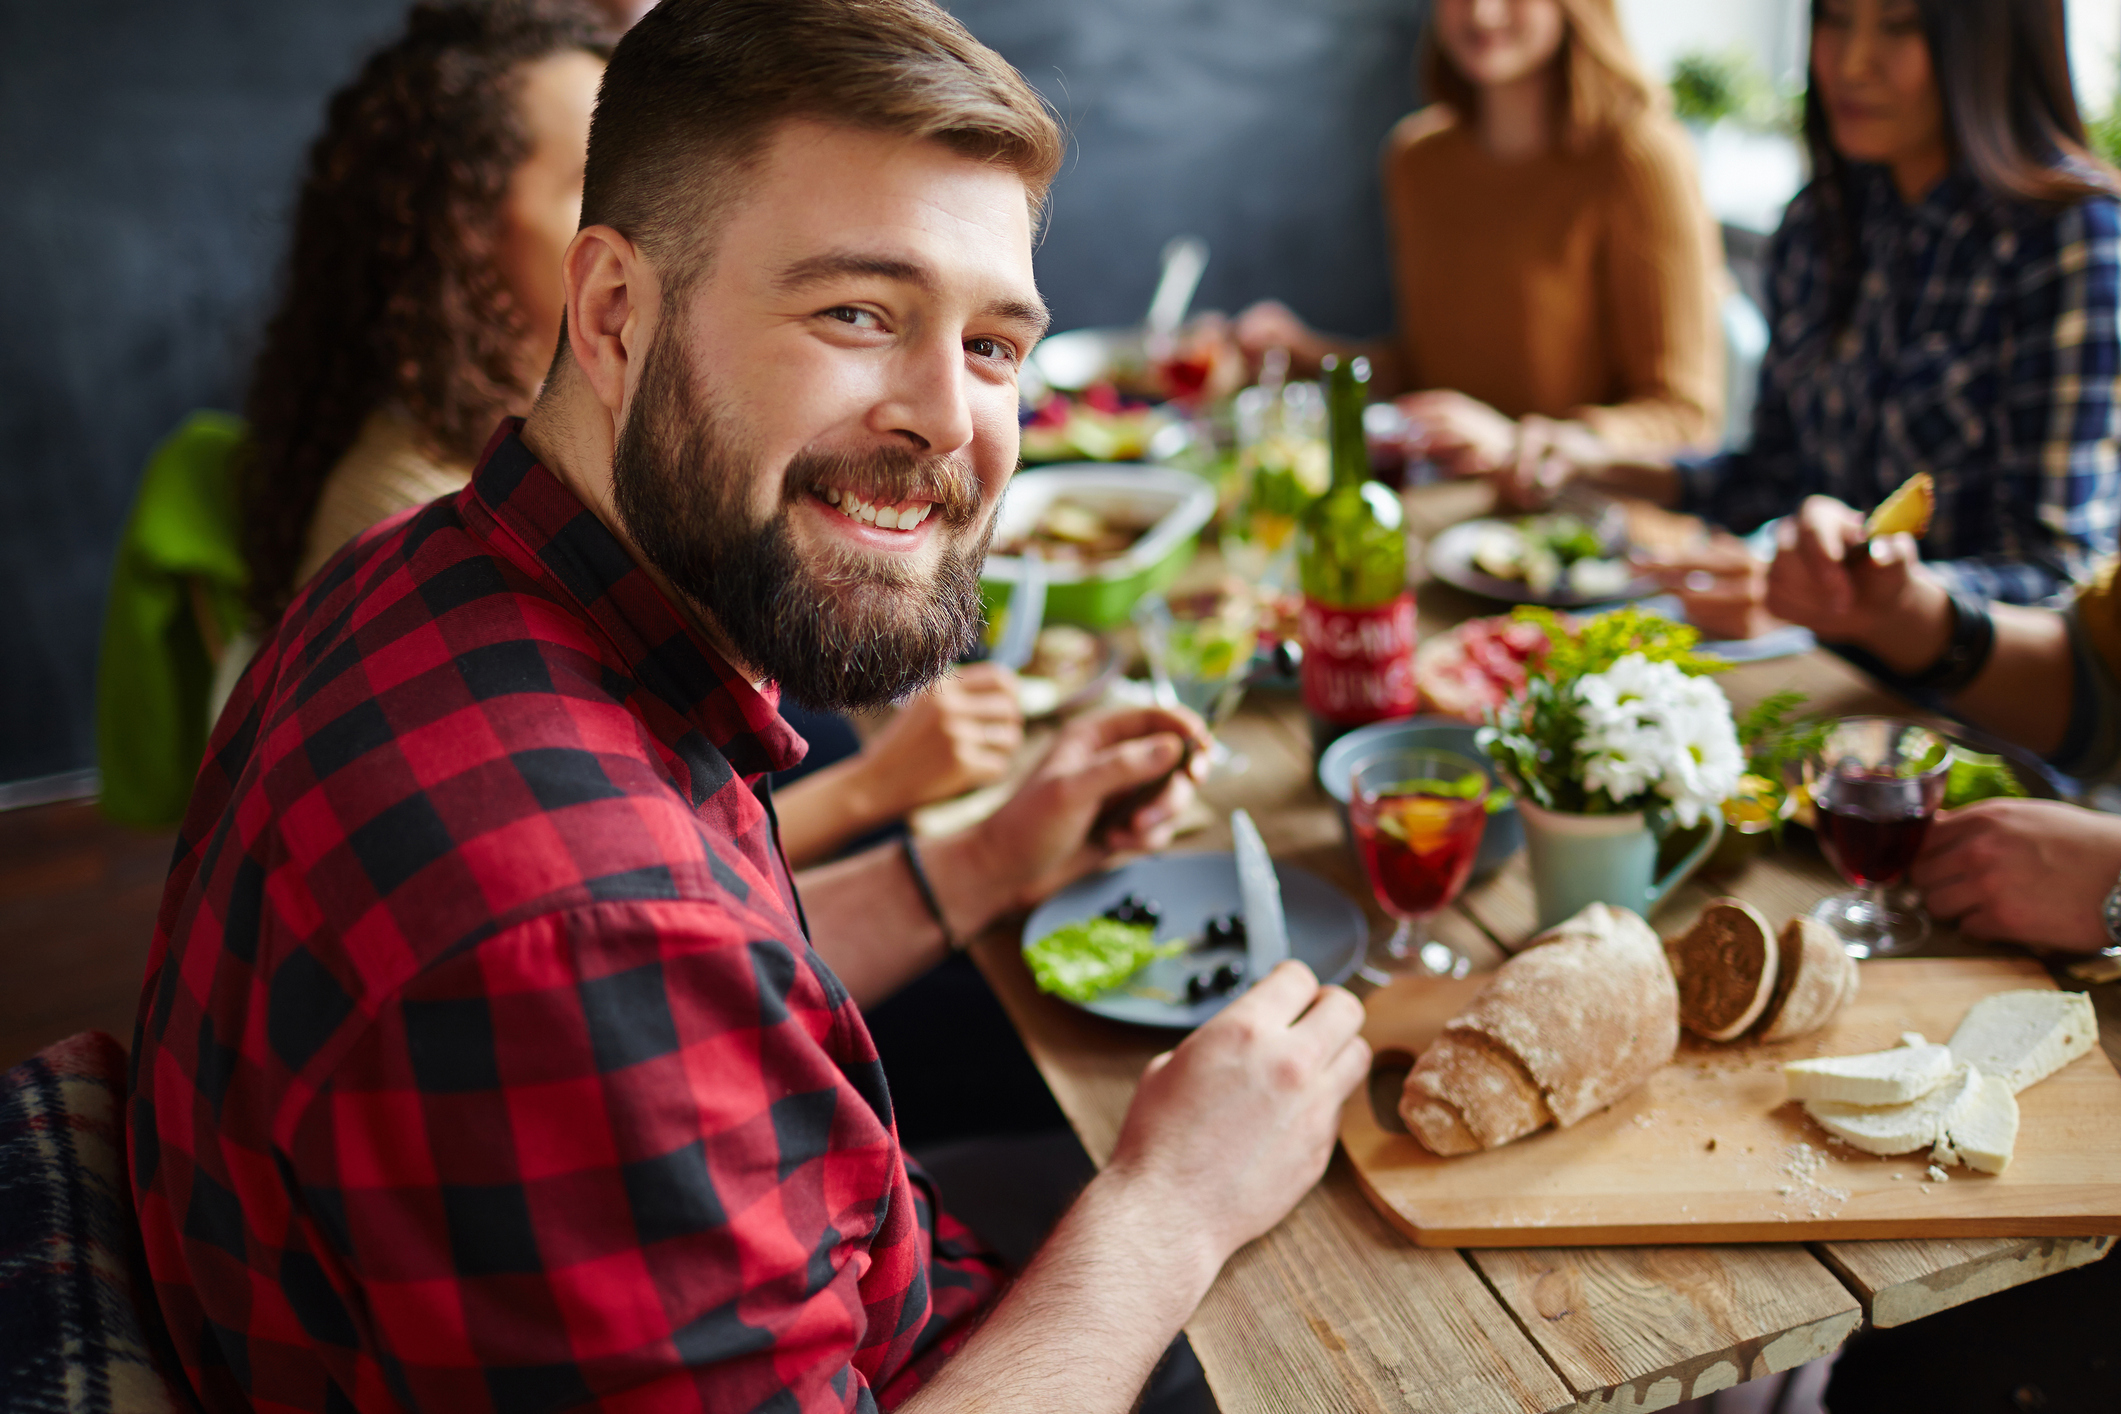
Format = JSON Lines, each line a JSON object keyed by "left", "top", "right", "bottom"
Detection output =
{"left": 1756, "top": 917, "right": 1859, "bottom": 1042}
{"left": 1784, "top": 1032, "right": 1954, "bottom": 1106}
{"left": 1947, "top": 989, "right": 2097, "bottom": 1094}
{"left": 1665, "top": 899, "right": 1779, "bottom": 1042}
{"left": 1402, "top": 1030, "right": 1553, "bottom": 1154}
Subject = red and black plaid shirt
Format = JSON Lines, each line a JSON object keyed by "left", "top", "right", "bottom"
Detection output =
{"left": 129, "top": 423, "right": 1004, "bottom": 1413}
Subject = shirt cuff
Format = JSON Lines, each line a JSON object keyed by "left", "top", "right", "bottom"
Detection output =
{"left": 1671, "top": 451, "right": 1728, "bottom": 519}
{"left": 2051, "top": 603, "right": 2121, "bottom": 785}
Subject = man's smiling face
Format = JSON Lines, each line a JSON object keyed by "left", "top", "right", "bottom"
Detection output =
{"left": 606, "top": 120, "right": 1047, "bottom": 708}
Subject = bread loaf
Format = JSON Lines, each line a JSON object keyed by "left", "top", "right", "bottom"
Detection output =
{"left": 1400, "top": 903, "right": 1679, "bottom": 1154}
{"left": 1666, "top": 900, "right": 1778, "bottom": 1041}
{"left": 1756, "top": 917, "right": 1859, "bottom": 1042}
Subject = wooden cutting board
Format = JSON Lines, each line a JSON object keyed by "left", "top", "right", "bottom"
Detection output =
{"left": 1342, "top": 957, "right": 2121, "bottom": 1247}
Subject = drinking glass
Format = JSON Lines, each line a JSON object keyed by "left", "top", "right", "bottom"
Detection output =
{"left": 1350, "top": 748, "right": 1490, "bottom": 983}
{"left": 1802, "top": 717, "right": 1951, "bottom": 958}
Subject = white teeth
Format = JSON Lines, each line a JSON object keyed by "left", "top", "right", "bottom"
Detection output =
{"left": 821, "top": 487, "right": 932, "bottom": 531}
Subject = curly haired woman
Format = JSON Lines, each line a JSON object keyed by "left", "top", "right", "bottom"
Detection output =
{"left": 240, "top": 0, "right": 611, "bottom": 616}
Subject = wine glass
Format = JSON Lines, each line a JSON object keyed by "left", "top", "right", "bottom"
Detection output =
{"left": 1133, "top": 587, "right": 1260, "bottom": 774}
{"left": 1350, "top": 748, "right": 1490, "bottom": 983}
{"left": 1802, "top": 717, "right": 1951, "bottom": 958}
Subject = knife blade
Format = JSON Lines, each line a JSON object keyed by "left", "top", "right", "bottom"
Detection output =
{"left": 1229, "top": 809, "right": 1289, "bottom": 982}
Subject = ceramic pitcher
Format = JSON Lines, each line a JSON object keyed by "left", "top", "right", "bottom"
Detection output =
{"left": 1515, "top": 798, "right": 1723, "bottom": 934}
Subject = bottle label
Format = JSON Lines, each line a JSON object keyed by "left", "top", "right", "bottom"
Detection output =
{"left": 1300, "top": 593, "right": 1418, "bottom": 725}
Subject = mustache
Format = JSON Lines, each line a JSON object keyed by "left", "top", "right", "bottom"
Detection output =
{"left": 782, "top": 442, "right": 984, "bottom": 529}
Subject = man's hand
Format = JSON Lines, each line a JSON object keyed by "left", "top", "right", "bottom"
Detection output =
{"left": 1399, "top": 390, "right": 1517, "bottom": 479}
{"left": 1911, "top": 800, "right": 2121, "bottom": 954}
{"left": 861, "top": 664, "right": 1025, "bottom": 813}
{"left": 1763, "top": 495, "right": 1951, "bottom": 666}
{"left": 947, "top": 705, "right": 1212, "bottom": 922}
{"left": 1106, "top": 960, "right": 1370, "bottom": 1271}
{"left": 901, "top": 961, "right": 1369, "bottom": 1414}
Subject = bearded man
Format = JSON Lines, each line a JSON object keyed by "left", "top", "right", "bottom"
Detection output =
{"left": 128, "top": 2, "right": 1370, "bottom": 1410}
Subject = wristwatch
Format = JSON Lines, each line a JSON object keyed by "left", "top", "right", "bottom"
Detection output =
{"left": 1903, "top": 586, "right": 1996, "bottom": 696}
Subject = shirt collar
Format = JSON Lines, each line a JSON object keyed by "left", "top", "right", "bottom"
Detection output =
{"left": 1853, "top": 160, "right": 1981, "bottom": 233}
{"left": 465, "top": 419, "right": 809, "bottom": 779}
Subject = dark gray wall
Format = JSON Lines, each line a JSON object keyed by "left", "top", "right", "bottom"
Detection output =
{"left": 0, "top": 0, "right": 1421, "bottom": 786}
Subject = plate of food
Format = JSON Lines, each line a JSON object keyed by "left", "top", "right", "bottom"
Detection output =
{"left": 1021, "top": 852, "right": 1366, "bottom": 1030}
{"left": 1410, "top": 613, "right": 1551, "bottom": 722}
{"left": 1427, "top": 514, "right": 1658, "bottom": 607}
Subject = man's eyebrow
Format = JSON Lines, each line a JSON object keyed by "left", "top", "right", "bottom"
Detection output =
{"left": 987, "top": 296, "right": 1052, "bottom": 339}
{"left": 773, "top": 250, "right": 1051, "bottom": 336}
{"left": 773, "top": 251, "right": 933, "bottom": 293}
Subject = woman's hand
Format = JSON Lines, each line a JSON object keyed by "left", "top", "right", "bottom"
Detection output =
{"left": 1398, "top": 390, "right": 1518, "bottom": 478}
{"left": 1763, "top": 496, "right": 1952, "bottom": 667}
{"left": 859, "top": 663, "right": 1025, "bottom": 814}
{"left": 1911, "top": 800, "right": 2121, "bottom": 954}
{"left": 1635, "top": 534, "right": 1784, "bottom": 641}
{"left": 1234, "top": 300, "right": 1325, "bottom": 372}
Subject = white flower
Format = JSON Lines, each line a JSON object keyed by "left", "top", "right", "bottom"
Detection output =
{"left": 1573, "top": 654, "right": 1743, "bottom": 826}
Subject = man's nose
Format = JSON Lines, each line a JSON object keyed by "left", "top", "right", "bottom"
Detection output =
{"left": 872, "top": 333, "right": 975, "bottom": 458}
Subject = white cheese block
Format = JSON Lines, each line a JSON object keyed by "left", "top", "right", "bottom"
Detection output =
{"left": 1947, "top": 990, "right": 2097, "bottom": 1094}
{"left": 1806, "top": 1063, "right": 1979, "bottom": 1156}
{"left": 1933, "top": 1068, "right": 2020, "bottom": 1175}
{"left": 1784, "top": 1032, "right": 1954, "bottom": 1106}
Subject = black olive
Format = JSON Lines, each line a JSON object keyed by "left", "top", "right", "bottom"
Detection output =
{"left": 1102, "top": 894, "right": 1161, "bottom": 927}
{"left": 1185, "top": 972, "right": 1212, "bottom": 1004}
{"left": 1201, "top": 914, "right": 1247, "bottom": 951}
{"left": 1212, "top": 961, "right": 1244, "bottom": 993}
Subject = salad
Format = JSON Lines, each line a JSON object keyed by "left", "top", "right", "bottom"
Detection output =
{"left": 1468, "top": 515, "right": 1631, "bottom": 600}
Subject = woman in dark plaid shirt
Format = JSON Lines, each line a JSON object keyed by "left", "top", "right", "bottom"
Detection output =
{"left": 1517, "top": 0, "right": 2120, "bottom": 624}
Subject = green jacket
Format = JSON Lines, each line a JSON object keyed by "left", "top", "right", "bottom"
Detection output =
{"left": 96, "top": 412, "right": 248, "bottom": 827}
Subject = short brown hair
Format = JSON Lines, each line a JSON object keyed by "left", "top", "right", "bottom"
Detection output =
{"left": 1421, "top": 0, "right": 1658, "bottom": 153}
{"left": 580, "top": 0, "right": 1063, "bottom": 290}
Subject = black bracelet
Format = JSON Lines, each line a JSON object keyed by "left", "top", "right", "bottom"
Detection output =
{"left": 900, "top": 835, "right": 960, "bottom": 952}
{"left": 1901, "top": 585, "right": 1996, "bottom": 696}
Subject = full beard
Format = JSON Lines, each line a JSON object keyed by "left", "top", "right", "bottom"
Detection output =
{"left": 609, "top": 328, "right": 995, "bottom": 713}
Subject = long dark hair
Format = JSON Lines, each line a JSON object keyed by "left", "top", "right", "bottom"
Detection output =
{"left": 241, "top": 0, "right": 609, "bottom": 620}
{"left": 1805, "top": 0, "right": 2120, "bottom": 329}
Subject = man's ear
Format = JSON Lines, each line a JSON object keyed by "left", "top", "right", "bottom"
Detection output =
{"left": 561, "top": 225, "right": 652, "bottom": 420}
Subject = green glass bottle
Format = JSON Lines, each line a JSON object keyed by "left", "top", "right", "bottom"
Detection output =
{"left": 1297, "top": 355, "right": 1416, "bottom": 749}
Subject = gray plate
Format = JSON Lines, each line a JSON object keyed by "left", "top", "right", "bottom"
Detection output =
{"left": 1021, "top": 852, "right": 1366, "bottom": 1031}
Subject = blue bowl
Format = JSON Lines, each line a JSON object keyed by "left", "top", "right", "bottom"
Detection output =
{"left": 1316, "top": 717, "right": 1524, "bottom": 880}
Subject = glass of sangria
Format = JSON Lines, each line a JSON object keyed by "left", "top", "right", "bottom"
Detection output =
{"left": 1802, "top": 717, "right": 1951, "bottom": 958}
{"left": 1350, "top": 748, "right": 1490, "bottom": 983}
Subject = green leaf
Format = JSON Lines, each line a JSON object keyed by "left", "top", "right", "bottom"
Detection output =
{"left": 1025, "top": 920, "right": 1185, "bottom": 1002}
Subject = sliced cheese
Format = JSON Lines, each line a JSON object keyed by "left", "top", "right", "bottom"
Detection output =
{"left": 1935, "top": 1068, "right": 2020, "bottom": 1175}
{"left": 1807, "top": 1063, "right": 1978, "bottom": 1156}
{"left": 1783, "top": 1032, "right": 1953, "bottom": 1106}
{"left": 1947, "top": 990, "right": 2097, "bottom": 1094}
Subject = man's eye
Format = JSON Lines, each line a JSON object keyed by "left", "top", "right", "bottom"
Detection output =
{"left": 823, "top": 306, "right": 882, "bottom": 330}
{"left": 967, "top": 337, "right": 1016, "bottom": 363}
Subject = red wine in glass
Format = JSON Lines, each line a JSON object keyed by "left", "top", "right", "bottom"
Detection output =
{"left": 1815, "top": 786, "right": 1935, "bottom": 887}
{"left": 1803, "top": 720, "right": 1950, "bottom": 958}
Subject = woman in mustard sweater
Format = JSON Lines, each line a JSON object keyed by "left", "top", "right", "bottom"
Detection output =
{"left": 1238, "top": 0, "right": 1725, "bottom": 471}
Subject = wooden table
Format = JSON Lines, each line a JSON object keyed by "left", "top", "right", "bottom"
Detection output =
{"left": 968, "top": 482, "right": 2119, "bottom": 1413}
